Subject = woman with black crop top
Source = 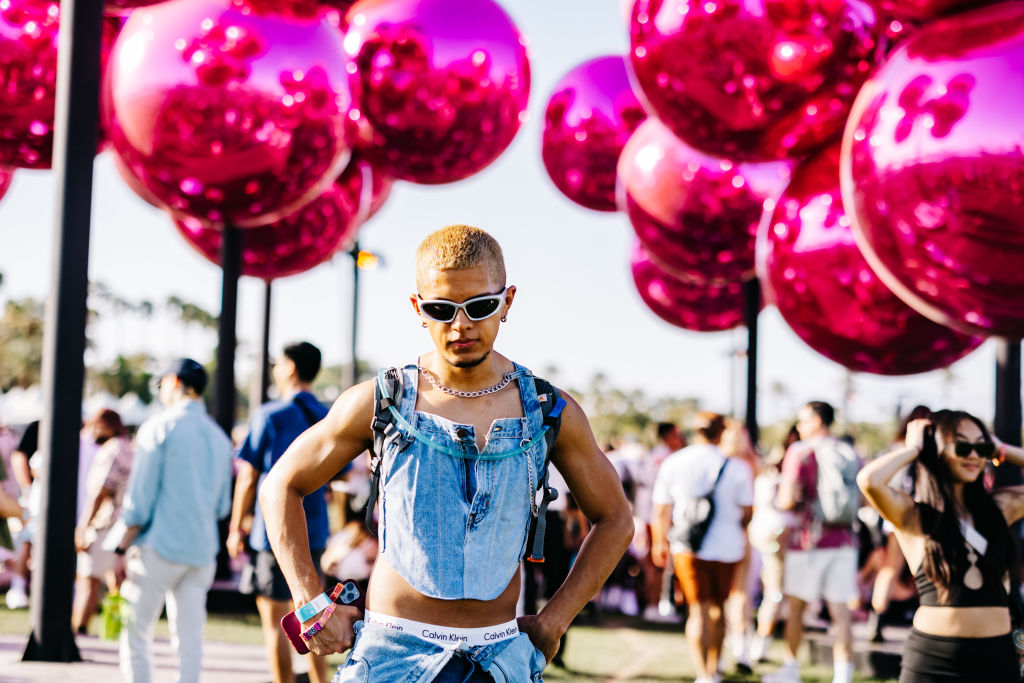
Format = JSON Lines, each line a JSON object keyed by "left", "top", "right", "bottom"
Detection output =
{"left": 858, "top": 409, "right": 1024, "bottom": 682}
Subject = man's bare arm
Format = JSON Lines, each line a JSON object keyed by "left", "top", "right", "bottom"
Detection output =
{"left": 521, "top": 392, "right": 634, "bottom": 662}
{"left": 258, "top": 380, "right": 375, "bottom": 655}
{"left": 226, "top": 462, "right": 259, "bottom": 559}
{"left": 650, "top": 503, "right": 672, "bottom": 569}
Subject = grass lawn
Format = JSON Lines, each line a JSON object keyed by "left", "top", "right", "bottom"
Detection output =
{"left": 0, "top": 596, "right": 895, "bottom": 681}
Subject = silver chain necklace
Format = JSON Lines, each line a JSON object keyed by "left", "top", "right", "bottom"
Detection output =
{"left": 417, "top": 365, "right": 514, "bottom": 398}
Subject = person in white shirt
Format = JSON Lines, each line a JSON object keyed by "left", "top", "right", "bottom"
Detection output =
{"left": 651, "top": 412, "right": 754, "bottom": 683}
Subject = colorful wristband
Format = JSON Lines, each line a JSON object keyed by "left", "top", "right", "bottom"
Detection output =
{"left": 302, "top": 602, "right": 338, "bottom": 641}
{"left": 300, "top": 583, "right": 346, "bottom": 641}
{"left": 295, "top": 592, "right": 331, "bottom": 623}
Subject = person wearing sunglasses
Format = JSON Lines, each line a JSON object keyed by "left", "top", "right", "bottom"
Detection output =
{"left": 259, "top": 224, "right": 633, "bottom": 682}
{"left": 857, "top": 409, "right": 1024, "bottom": 682}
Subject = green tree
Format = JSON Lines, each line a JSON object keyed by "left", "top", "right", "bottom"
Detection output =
{"left": 0, "top": 297, "right": 45, "bottom": 390}
{"left": 88, "top": 353, "right": 157, "bottom": 403}
{"left": 569, "top": 372, "right": 701, "bottom": 448}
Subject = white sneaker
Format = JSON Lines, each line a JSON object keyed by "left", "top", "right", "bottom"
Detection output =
{"left": 657, "top": 598, "right": 677, "bottom": 617}
{"left": 762, "top": 663, "right": 800, "bottom": 683}
{"left": 620, "top": 590, "right": 639, "bottom": 616}
{"left": 5, "top": 586, "right": 28, "bottom": 609}
{"left": 750, "top": 634, "right": 770, "bottom": 662}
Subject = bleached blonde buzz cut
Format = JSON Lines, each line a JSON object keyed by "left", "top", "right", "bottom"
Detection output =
{"left": 415, "top": 224, "right": 506, "bottom": 291}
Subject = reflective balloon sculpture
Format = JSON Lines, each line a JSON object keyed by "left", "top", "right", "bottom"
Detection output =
{"left": 862, "top": 0, "right": 998, "bottom": 22}
{"left": 628, "top": 0, "right": 879, "bottom": 160}
{"left": 104, "top": 0, "right": 174, "bottom": 16}
{"left": 334, "top": 149, "right": 393, "bottom": 227}
{"left": 842, "top": 1, "right": 1024, "bottom": 338}
{"left": 344, "top": 0, "right": 530, "bottom": 184}
{"left": 0, "top": 1, "right": 118, "bottom": 168}
{"left": 0, "top": 167, "right": 14, "bottom": 202}
{"left": 104, "top": 0, "right": 355, "bottom": 227}
{"left": 112, "top": 151, "right": 163, "bottom": 209}
{"left": 542, "top": 55, "right": 646, "bottom": 211}
{"left": 761, "top": 144, "right": 982, "bottom": 374}
{"left": 618, "top": 118, "right": 792, "bottom": 285}
{"left": 175, "top": 185, "right": 358, "bottom": 279}
{"left": 631, "top": 241, "right": 755, "bottom": 332}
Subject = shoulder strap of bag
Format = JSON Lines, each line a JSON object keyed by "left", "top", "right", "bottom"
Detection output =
{"left": 526, "top": 377, "right": 566, "bottom": 563}
{"left": 709, "top": 457, "right": 729, "bottom": 495}
{"left": 364, "top": 367, "right": 403, "bottom": 535}
{"left": 293, "top": 393, "right": 322, "bottom": 429}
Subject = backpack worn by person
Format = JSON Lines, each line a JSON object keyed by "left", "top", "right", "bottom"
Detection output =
{"left": 365, "top": 367, "right": 566, "bottom": 563}
{"left": 669, "top": 458, "right": 729, "bottom": 553}
{"left": 811, "top": 437, "right": 860, "bottom": 526}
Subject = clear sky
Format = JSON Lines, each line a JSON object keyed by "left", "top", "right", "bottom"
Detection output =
{"left": 0, "top": 0, "right": 1002, "bottom": 430}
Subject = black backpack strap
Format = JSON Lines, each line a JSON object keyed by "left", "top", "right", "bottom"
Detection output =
{"left": 365, "top": 367, "right": 403, "bottom": 535}
{"left": 526, "top": 377, "right": 566, "bottom": 563}
{"left": 711, "top": 458, "right": 729, "bottom": 491}
{"left": 293, "top": 394, "right": 322, "bottom": 429}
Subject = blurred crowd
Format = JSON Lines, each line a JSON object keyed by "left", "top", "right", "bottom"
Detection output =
{"left": 0, "top": 387, "right": 927, "bottom": 683}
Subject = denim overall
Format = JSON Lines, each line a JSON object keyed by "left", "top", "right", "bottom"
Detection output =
{"left": 335, "top": 362, "right": 549, "bottom": 682}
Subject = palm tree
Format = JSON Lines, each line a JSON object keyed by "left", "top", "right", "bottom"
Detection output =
{"left": 0, "top": 298, "right": 45, "bottom": 390}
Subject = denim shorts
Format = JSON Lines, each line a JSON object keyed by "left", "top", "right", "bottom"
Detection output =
{"left": 334, "top": 619, "right": 546, "bottom": 683}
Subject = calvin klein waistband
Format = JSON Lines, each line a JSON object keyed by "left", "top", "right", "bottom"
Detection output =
{"left": 363, "top": 610, "right": 520, "bottom": 647}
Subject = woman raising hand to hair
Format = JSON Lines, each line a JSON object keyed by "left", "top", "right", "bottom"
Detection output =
{"left": 857, "top": 409, "right": 1024, "bottom": 682}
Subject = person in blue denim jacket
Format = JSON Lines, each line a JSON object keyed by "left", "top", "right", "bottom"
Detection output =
{"left": 260, "top": 225, "right": 634, "bottom": 682}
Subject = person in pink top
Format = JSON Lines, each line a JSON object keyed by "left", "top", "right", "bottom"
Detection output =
{"left": 764, "top": 401, "right": 861, "bottom": 683}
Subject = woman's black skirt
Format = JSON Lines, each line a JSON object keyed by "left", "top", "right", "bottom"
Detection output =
{"left": 900, "top": 628, "right": 1019, "bottom": 682}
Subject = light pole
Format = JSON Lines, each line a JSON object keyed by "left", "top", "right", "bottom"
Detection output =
{"left": 343, "top": 241, "right": 382, "bottom": 389}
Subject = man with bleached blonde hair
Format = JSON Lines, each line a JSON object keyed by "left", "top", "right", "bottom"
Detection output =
{"left": 261, "top": 224, "right": 633, "bottom": 681}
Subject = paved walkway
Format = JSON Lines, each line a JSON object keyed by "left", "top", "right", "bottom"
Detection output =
{"left": 0, "top": 632, "right": 277, "bottom": 682}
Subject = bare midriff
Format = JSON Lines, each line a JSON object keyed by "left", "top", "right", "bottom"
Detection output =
{"left": 366, "top": 555, "right": 520, "bottom": 627}
{"left": 913, "top": 605, "right": 1011, "bottom": 638}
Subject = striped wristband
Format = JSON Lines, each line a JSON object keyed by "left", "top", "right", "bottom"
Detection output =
{"left": 295, "top": 592, "right": 331, "bottom": 623}
{"left": 301, "top": 583, "right": 346, "bottom": 641}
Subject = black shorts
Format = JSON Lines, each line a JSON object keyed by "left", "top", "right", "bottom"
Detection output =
{"left": 247, "top": 549, "right": 324, "bottom": 602}
{"left": 900, "top": 628, "right": 1018, "bottom": 683}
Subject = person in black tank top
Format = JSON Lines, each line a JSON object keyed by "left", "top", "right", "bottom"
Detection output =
{"left": 858, "top": 409, "right": 1024, "bottom": 683}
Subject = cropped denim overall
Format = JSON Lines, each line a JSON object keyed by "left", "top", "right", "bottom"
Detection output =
{"left": 335, "top": 363, "right": 549, "bottom": 683}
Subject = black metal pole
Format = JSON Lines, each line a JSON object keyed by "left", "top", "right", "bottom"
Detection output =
{"left": 215, "top": 226, "right": 242, "bottom": 435}
{"left": 249, "top": 280, "right": 272, "bottom": 409}
{"left": 347, "top": 241, "right": 360, "bottom": 389}
{"left": 23, "top": 0, "right": 105, "bottom": 663}
{"left": 994, "top": 339, "right": 1022, "bottom": 487}
{"left": 214, "top": 227, "right": 242, "bottom": 582}
{"left": 743, "top": 278, "right": 760, "bottom": 447}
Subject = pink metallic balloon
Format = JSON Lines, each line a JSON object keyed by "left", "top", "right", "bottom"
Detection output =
{"left": 0, "top": 167, "right": 14, "bottom": 202}
{"left": 344, "top": 0, "right": 530, "bottom": 184}
{"left": 628, "top": 0, "right": 879, "bottom": 161}
{"left": 334, "top": 149, "right": 393, "bottom": 228}
{"left": 841, "top": 2, "right": 1024, "bottom": 338}
{"left": 631, "top": 240, "right": 756, "bottom": 332}
{"left": 542, "top": 55, "right": 647, "bottom": 212}
{"left": 618, "top": 118, "right": 792, "bottom": 285}
{"left": 0, "top": 3, "right": 118, "bottom": 168}
{"left": 175, "top": 185, "right": 358, "bottom": 280}
{"left": 112, "top": 151, "right": 164, "bottom": 209}
{"left": 761, "top": 144, "right": 982, "bottom": 375}
{"left": 863, "top": 0, "right": 999, "bottom": 22}
{"left": 104, "top": 0, "right": 173, "bottom": 16}
{"left": 104, "top": 0, "right": 355, "bottom": 227}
